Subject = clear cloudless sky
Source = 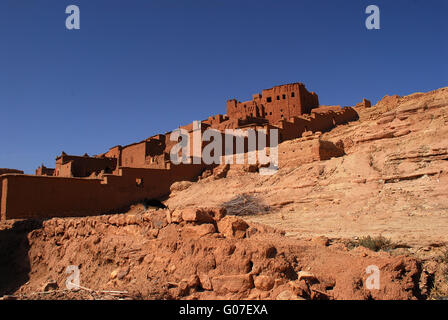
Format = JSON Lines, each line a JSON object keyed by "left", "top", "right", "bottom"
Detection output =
{"left": 0, "top": 0, "right": 447, "bottom": 173}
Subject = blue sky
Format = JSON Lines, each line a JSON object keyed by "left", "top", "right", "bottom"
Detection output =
{"left": 1, "top": 0, "right": 446, "bottom": 173}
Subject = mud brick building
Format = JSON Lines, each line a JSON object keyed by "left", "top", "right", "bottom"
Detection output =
{"left": 0, "top": 82, "right": 360, "bottom": 220}
{"left": 226, "top": 83, "right": 319, "bottom": 123}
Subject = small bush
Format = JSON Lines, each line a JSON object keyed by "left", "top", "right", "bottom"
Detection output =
{"left": 354, "top": 235, "right": 394, "bottom": 252}
{"left": 440, "top": 247, "right": 448, "bottom": 265}
{"left": 428, "top": 247, "right": 448, "bottom": 299}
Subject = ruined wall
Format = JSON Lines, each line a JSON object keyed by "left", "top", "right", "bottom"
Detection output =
{"left": 278, "top": 137, "right": 344, "bottom": 168}
{"left": 226, "top": 99, "right": 260, "bottom": 120}
{"left": 55, "top": 155, "right": 117, "bottom": 177}
{"left": 311, "top": 106, "right": 359, "bottom": 126}
{"left": 203, "top": 114, "right": 228, "bottom": 127}
{"left": 71, "top": 157, "right": 117, "bottom": 177}
{"left": 35, "top": 166, "right": 55, "bottom": 176}
{"left": 207, "top": 118, "right": 240, "bottom": 131}
{"left": 274, "top": 107, "right": 359, "bottom": 142}
{"left": 104, "top": 137, "right": 167, "bottom": 170}
{"left": 104, "top": 146, "right": 122, "bottom": 168}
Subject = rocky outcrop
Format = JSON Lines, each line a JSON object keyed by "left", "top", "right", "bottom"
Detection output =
{"left": 166, "top": 87, "right": 448, "bottom": 248}
{"left": 0, "top": 206, "right": 425, "bottom": 300}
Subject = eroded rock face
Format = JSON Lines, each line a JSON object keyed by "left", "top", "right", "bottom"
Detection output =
{"left": 0, "top": 207, "right": 425, "bottom": 300}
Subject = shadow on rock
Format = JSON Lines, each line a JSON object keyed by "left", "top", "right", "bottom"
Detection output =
{"left": 0, "top": 219, "right": 43, "bottom": 296}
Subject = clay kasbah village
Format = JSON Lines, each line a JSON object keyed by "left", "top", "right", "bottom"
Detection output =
{"left": 0, "top": 0, "right": 447, "bottom": 315}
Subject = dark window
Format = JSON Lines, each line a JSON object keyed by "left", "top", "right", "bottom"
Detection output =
{"left": 276, "top": 96, "right": 280, "bottom": 100}
{"left": 136, "top": 178, "right": 144, "bottom": 187}
{"left": 267, "top": 97, "right": 272, "bottom": 103}
{"left": 269, "top": 112, "right": 272, "bottom": 115}
{"left": 291, "top": 92, "right": 295, "bottom": 97}
{"left": 282, "top": 94, "right": 286, "bottom": 99}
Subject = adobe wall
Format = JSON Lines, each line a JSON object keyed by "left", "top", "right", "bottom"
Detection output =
{"left": 121, "top": 141, "right": 148, "bottom": 168}
{"left": 261, "top": 83, "right": 307, "bottom": 122}
{"left": 0, "top": 178, "right": 6, "bottom": 221}
{"left": 1, "top": 170, "right": 25, "bottom": 216}
{"left": 1, "top": 163, "right": 205, "bottom": 220}
{"left": 1, "top": 174, "right": 111, "bottom": 219}
{"left": 56, "top": 162, "right": 73, "bottom": 177}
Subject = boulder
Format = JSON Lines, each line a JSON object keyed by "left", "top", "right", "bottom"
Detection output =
{"left": 217, "top": 216, "right": 249, "bottom": 239}
{"left": 276, "top": 290, "right": 305, "bottom": 300}
{"left": 183, "top": 224, "right": 216, "bottom": 238}
{"left": 199, "top": 274, "right": 213, "bottom": 291}
{"left": 211, "top": 274, "right": 254, "bottom": 294}
{"left": 170, "top": 181, "right": 193, "bottom": 193}
{"left": 171, "top": 209, "right": 183, "bottom": 223}
{"left": 201, "top": 207, "right": 227, "bottom": 221}
{"left": 254, "top": 275, "right": 275, "bottom": 291}
{"left": 181, "top": 208, "right": 215, "bottom": 224}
